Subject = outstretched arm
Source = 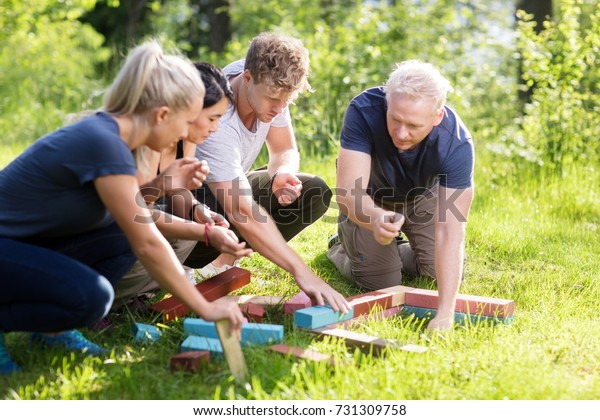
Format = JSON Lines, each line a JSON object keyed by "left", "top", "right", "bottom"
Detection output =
{"left": 427, "top": 185, "right": 474, "bottom": 331}
{"left": 209, "top": 176, "right": 350, "bottom": 313}
{"left": 336, "top": 148, "right": 404, "bottom": 245}
{"left": 94, "top": 174, "right": 244, "bottom": 332}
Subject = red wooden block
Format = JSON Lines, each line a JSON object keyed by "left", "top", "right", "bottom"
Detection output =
{"left": 170, "top": 351, "right": 210, "bottom": 373}
{"left": 347, "top": 291, "right": 394, "bottom": 317}
{"left": 404, "top": 288, "right": 514, "bottom": 317}
{"left": 240, "top": 302, "right": 266, "bottom": 323}
{"left": 151, "top": 267, "right": 251, "bottom": 322}
{"left": 283, "top": 291, "right": 313, "bottom": 315}
{"left": 268, "top": 344, "right": 335, "bottom": 365}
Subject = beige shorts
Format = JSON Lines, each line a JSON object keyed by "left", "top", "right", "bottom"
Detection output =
{"left": 327, "top": 186, "right": 437, "bottom": 291}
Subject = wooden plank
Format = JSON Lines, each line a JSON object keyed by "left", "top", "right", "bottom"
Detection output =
{"left": 308, "top": 327, "right": 428, "bottom": 355}
{"left": 215, "top": 319, "right": 247, "bottom": 382}
{"left": 268, "top": 344, "right": 335, "bottom": 365}
{"left": 404, "top": 289, "right": 515, "bottom": 317}
{"left": 151, "top": 267, "right": 251, "bottom": 322}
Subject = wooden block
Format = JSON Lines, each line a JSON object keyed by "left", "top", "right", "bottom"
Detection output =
{"left": 309, "top": 327, "right": 428, "bottom": 355}
{"left": 404, "top": 289, "right": 515, "bottom": 317}
{"left": 268, "top": 344, "right": 335, "bottom": 365}
{"left": 183, "top": 318, "right": 284, "bottom": 345}
{"left": 181, "top": 335, "right": 223, "bottom": 356}
{"left": 323, "top": 305, "right": 404, "bottom": 330}
{"left": 377, "top": 285, "right": 417, "bottom": 307}
{"left": 401, "top": 305, "right": 515, "bottom": 325}
{"left": 240, "top": 302, "right": 266, "bottom": 323}
{"left": 347, "top": 291, "right": 394, "bottom": 317}
{"left": 131, "top": 322, "right": 161, "bottom": 343}
{"left": 215, "top": 319, "right": 247, "bottom": 382}
{"left": 294, "top": 305, "right": 355, "bottom": 329}
{"left": 151, "top": 267, "right": 251, "bottom": 322}
{"left": 284, "top": 291, "right": 313, "bottom": 315}
{"left": 170, "top": 351, "right": 210, "bottom": 373}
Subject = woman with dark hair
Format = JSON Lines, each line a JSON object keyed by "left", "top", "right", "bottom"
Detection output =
{"left": 111, "top": 62, "right": 251, "bottom": 308}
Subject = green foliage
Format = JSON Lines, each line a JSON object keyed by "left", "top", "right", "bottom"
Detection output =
{"left": 0, "top": 0, "right": 107, "bottom": 156}
{"left": 516, "top": 0, "right": 600, "bottom": 175}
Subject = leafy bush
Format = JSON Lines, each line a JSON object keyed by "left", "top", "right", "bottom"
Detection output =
{"left": 0, "top": 0, "right": 107, "bottom": 151}
{"left": 516, "top": 0, "right": 600, "bottom": 176}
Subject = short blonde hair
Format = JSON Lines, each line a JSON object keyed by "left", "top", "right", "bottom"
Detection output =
{"left": 103, "top": 39, "right": 205, "bottom": 116}
{"left": 385, "top": 60, "right": 452, "bottom": 115}
{"left": 244, "top": 32, "right": 312, "bottom": 100}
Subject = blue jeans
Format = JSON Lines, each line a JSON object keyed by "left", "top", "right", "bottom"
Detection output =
{"left": 0, "top": 222, "right": 136, "bottom": 333}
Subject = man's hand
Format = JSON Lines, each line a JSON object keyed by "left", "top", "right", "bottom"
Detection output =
{"left": 373, "top": 212, "right": 404, "bottom": 245}
{"left": 427, "top": 313, "right": 454, "bottom": 331}
{"left": 161, "top": 158, "right": 210, "bottom": 193}
{"left": 272, "top": 172, "right": 303, "bottom": 206}
{"left": 295, "top": 271, "right": 351, "bottom": 314}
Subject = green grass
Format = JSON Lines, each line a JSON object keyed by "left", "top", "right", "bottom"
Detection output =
{"left": 1, "top": 152, "right": 599, "bottom": 400}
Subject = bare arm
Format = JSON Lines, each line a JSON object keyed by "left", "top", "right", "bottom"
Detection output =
{"left": 265, "top": 125, "right": 302, "bottom": 206}
{"left": 94, "top": 174, "right": 244, "bottom": 331}
{"left": 428, "top": 185, "right": 474, "bottom": 331}
{"left": 336, "top": 148, "right": 404, "bottom": 244}
{"left": 208, "top": 176, "right": 350, "bottom": 313}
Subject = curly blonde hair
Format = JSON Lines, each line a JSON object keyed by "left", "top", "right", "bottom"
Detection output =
{"left": 244, "top": 32, "right": 312, "bottom": 100}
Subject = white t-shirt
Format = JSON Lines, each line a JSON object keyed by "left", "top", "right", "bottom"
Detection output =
{"left": 196, "top": 59, "right": 292, "bottom": 182}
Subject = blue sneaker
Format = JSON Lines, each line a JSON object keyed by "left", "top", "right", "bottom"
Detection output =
{"left": 31, "top": 329, "right": 106, "bottom": 356}
{"left": 0, "top": 332, "right": 22, "bottom": 374}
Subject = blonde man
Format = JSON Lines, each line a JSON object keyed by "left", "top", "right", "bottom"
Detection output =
{"left": 187, "top": 32, "right": 349, "bottom": 313}
{"left": 328, "top": 60, "right": 474, "bottom": 330}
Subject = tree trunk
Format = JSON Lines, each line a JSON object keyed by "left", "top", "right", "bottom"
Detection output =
{"left": 517, "top": 0, "right": 553, "bottom": 107}
{"left": 207, "top": 0, "right": 231, "bottom": 53}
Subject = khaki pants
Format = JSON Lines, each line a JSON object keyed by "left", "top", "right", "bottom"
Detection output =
{"left": 111, "top": 238, "right": 197, "bottom": 309}
{"left": 327, "top": 186, "right": 437, "bottom": 291}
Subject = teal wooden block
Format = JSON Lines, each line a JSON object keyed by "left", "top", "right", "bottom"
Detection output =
{"left": 401, "top": 305, "right": 514, "bottom": 325}
{"left": 132, "top": 322, "right": 161, "bottom": 342}
{"left": 294, "top": 305, "right": 355, "bottom": 329}
{"left": 181, "top": 335, "right": 223, "bottom": 356}
{"left": 183, "top": 318, "right": 284, "bottom": 345}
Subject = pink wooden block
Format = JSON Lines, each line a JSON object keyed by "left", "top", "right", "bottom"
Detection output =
{"left": 284, "top": 291, "right": 313, "bottom": 315}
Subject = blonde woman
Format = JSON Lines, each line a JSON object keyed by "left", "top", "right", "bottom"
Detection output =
{"left": 0, "top": 41, "right": 244, "bottom": 374}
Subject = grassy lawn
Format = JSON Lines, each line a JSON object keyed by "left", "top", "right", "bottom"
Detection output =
{"left": 1, "top": 148, "right": 599, "bottom": 400}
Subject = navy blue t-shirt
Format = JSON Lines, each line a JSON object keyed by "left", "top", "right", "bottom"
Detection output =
{"left": 340, "top": 87, "right": 474, "bottom": 206}
{"left": 0, "top": 112, "right": 137, "bottom": 238}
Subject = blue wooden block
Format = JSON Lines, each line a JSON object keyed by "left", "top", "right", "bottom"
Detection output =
{"left": 183, "top": 318, "right": 284, "bottom": 345}
{"left": 293, "top": 305, "right": 355, "bottom": 329}
{"left": 181, "top": 335, "right": 223, "bottom": 356}
{"left": 401, "top": 305, "right": 514, "bottom": 325}
{"left": 131, "top": 322, "right": 161, "bottom": 342}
